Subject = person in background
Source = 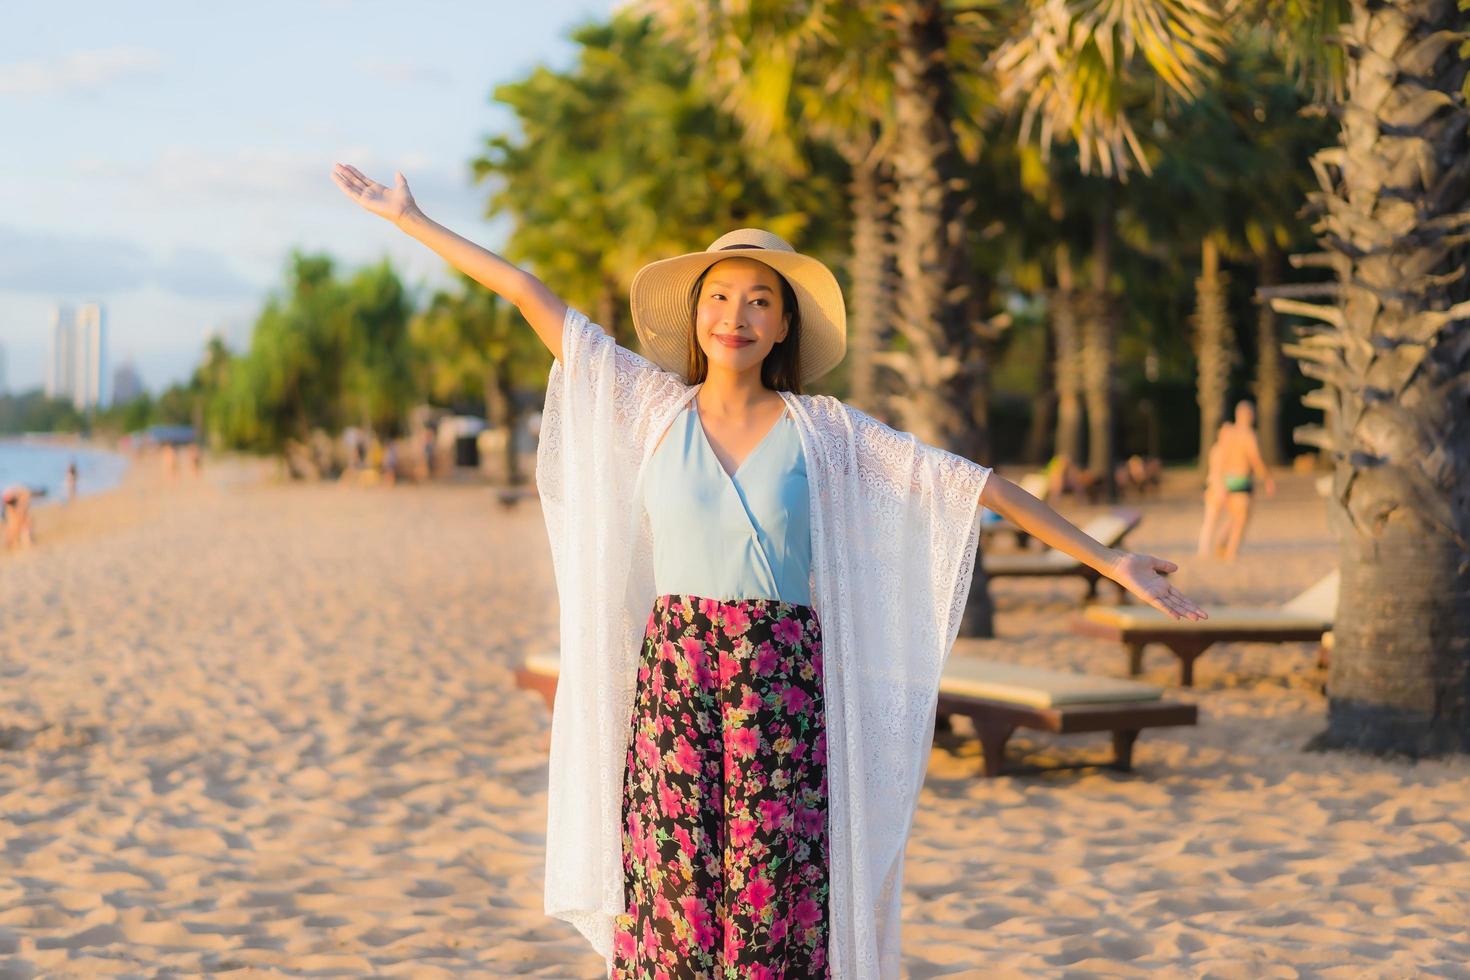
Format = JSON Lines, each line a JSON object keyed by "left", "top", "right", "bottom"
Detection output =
{"left": 2, "top": 485, "right": 34, "bottom": 549}
{"left": 65, "top": 460, "right": 78, "bottom": 502}
{"left": 1198, "top": 401, "right": 1276, "bottom": 560}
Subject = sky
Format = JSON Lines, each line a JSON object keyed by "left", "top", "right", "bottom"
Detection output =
{"left": 0, "top": 0, "right": 621, "bottom": 396}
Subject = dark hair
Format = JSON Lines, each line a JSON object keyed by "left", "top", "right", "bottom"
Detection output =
{"left": 685, "top": 257, "right": 803, "bottom": 393}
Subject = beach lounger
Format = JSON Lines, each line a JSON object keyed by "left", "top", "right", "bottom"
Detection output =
{"left": 1070, "top": 570, "right": 1339, "bottom": 686}
{"left": 983, "top": 509, "right": 1142, "bottom": 599}
{"left": 515, "top": 646, "right": 1197, "bottom": 778}
{"left": 937, "top": 647, "right": 1197, "bottom": 776}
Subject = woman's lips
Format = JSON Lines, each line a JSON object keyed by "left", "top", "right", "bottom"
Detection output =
{"left": 714, "top": 334, "right": 753, "bottom": 348}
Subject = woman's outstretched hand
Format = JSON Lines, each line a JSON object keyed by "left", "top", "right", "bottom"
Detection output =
{"left": 1108, "top": 552, "right": 1208, "bottom": 621}
{"left": 332, "top": 163, "right": 420, "bottom": 225}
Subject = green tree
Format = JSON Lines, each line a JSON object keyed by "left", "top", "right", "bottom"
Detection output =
{"left": 474, "top": 13, "right": 845, "bottom": 350}
{"left": 411, "top": 274, "right": 552, "bottom": 484}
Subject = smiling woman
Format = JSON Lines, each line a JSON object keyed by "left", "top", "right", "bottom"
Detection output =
{"left": 332, "top": 160, "right": 1206, "bottom": 979}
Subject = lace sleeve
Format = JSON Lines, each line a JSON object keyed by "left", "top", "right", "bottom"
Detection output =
{"left": 554, "top": 306, "right": 691, "bottom": 458}
{"left": 843, "top": 399, "right": 991, "bottom": 512}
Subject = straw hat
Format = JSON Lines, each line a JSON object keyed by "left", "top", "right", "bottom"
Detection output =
{"left": 629, "top": 228, "right": 846, "bottom": 385}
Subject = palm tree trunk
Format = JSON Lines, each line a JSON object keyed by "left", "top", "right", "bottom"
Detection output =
{"left": 1052, "top": 242, "right": 1084, "bottom": 463}
{"left": 888, "top": 0, "right": 993, "bottom": 636}
{"left": 1282, "top": 0, "right": 1470, "bottom": 755}
{"left": 1195, "top": 237, "right": 1233, "bottom": 471}
{"left": 1254, "top": 241, "right": 1285, "bottom": 466}
{"left": 1024, "top": 309, "right": 1057, "bottom": 465}
{"left": 1082, "top": 202, "right": 1117, "bottom": 499}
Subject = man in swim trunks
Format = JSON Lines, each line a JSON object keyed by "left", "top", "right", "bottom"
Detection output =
{"left": 1197, "top": 401, "right": 1276, "bottom": 560}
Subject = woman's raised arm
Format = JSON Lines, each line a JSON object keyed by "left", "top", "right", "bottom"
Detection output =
{"left": 331, "top": 163, "right": 568, "bottom": 360}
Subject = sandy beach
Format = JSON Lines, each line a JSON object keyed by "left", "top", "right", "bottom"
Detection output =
{"left": 2, "top": 460, "right": 1466, "bottom": 977}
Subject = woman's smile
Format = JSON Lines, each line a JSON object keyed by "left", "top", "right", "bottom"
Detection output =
{"left": 713, "top": 333, "right": 754, "bottom": 348}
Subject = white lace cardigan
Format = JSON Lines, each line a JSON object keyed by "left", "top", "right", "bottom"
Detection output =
{"left": 536, "top": 307, "right": 990, "bottom": 978}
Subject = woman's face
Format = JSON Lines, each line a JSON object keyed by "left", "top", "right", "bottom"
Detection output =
{"left": 694, "top": 257, "right": 790, "bottom": 378}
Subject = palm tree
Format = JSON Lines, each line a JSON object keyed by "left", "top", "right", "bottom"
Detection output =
{"left": 994, "top": 0, "right": 1232, "bottom": 496}
{"left": 1266, "top": 0, "right": 1470, "bottom": 754}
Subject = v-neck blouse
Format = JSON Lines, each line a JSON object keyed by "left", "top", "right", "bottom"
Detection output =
{"left": 641, "top": 402, "right": 812, "bottom": 605}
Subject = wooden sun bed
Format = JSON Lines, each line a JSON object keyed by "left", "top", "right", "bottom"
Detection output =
{"left": 937, "top": 646, "right": 1196, "bottom": 776}
{"left": 1070, "top": 570, "right": 1339, "bottom": 686}
{"left": 516, "top": 646, "right": 1197, "bottom": 778}
{"left": 983, "top": 508, "right": 1142, "bottom": 599}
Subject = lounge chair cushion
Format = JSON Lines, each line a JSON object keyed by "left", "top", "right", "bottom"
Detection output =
{"left": 941, "top": 655, "right": 1164, "bottom": 708}
{"left": 1082, "top": 569, "right": 1339, "bottom": 633}
{"left": 1081, "top": 605, "right": 1331, "bottom": 632}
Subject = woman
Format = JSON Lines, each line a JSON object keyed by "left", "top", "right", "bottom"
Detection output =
{"left": 332, "top": 164, "right": 1206, "bottom": 979}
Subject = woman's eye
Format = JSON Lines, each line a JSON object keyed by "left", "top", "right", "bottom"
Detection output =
{"left": 751, "top": 299, "right": 767, "bottom": 307}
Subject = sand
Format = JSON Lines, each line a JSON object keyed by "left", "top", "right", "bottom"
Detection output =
{"left": 1, "top": 458, "right": 1465, "bottom": 977}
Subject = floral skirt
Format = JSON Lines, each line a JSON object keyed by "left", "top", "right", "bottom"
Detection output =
{"left": 612, "top": 594, "right": 830, "bottom": 980}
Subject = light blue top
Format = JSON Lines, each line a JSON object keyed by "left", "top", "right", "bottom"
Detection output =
{"left": 642, "top": 400, "right": 812, "bottom": 605}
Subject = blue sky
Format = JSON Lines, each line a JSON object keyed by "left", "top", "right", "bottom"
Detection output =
{"left": 0, "top": 0, "right": 620, "bottom": 394}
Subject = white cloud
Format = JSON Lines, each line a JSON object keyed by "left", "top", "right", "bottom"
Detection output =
{"left": 0, "top": 47, "right": 163, "bottom": 97}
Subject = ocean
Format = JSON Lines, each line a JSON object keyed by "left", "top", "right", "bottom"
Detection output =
{"left": 0, "top": 440, "right": 129, "bottom": 501}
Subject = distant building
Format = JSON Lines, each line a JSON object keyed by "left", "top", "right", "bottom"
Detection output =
{"left": 45, "top": 303, "right": 107, "bottom": 410}
{"left": 111, "top": 360, "right": 145, "bottom": 406}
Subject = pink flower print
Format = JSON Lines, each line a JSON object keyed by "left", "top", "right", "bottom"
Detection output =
{"left": 635, "top": 730, "right": 659, "bottom": 769}
{"left": 780, "top": 684, "right": 810, "bottom": 715}
{"left": 813, "top": 731, "right": 828, "bottom": 765}
{"left": 758, "top": 798, "right": 789, "bottom": 833}
{"left": 772, "top": 616, "right": 803, "bottom": 646}
{"left": 753, "top": 641, "right": 780, "bottom": 676}
{"left": 743, "top": 875, "right": 776, "bottom": 914}
{"left": 660, "top": 639, "right": 680, "bottom": 663}
{"left": 770, "top": 909, "right": 789, "bottom": 943}
{"left": 657, "top": 781, "right": 684, "bottom": 819}
{"left": 748, "top": 965, "right": 776, "bottom": 980}
{"left": 673, "top": 824, "right": 694, "bottom": 858}
{"left": 653, "top": 894, "right": 673, "bottom": 922}
{"left": 680, "top": 896, "right": 717, "bottom": 951}
{"left": 791, "top": 739, "right": 808, "bottom": 762}
{"left": 794, "top": 895, "right": 823, "bottom": 930}
{"left": 729, "top": 816, "right": 759, "bottom": 849}
{"left": 796, "top": 805, "right": 824, "bottom": 838}
{"left": 654, "top": 970, "right": 671, "bottom": 980}
{"left": 719, "top": 650, "right": 741, "bottom": 686}
{"left": 728, "top": 725, "right": 759, "bottom": 759}
{"left": 698, "top": 597, "right": 722, "bottom": 619}
{"left": 741, "top": 689, "right": 762, "bottom": 712}
{"left": 722, "top": 602, "right": 751, "bottom": 635}
{"left": 614, "top": 926, "right": 636, "bottom": 963}
{"left": 722, "top": 926, "right": 746, "bottom": 963}
{"left": 672, "top": 736, "right": 700, "bottom": 774}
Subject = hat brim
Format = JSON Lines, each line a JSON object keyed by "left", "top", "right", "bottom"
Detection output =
{"left": 629, "top": 249, "right": 846, "bottom": 386}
